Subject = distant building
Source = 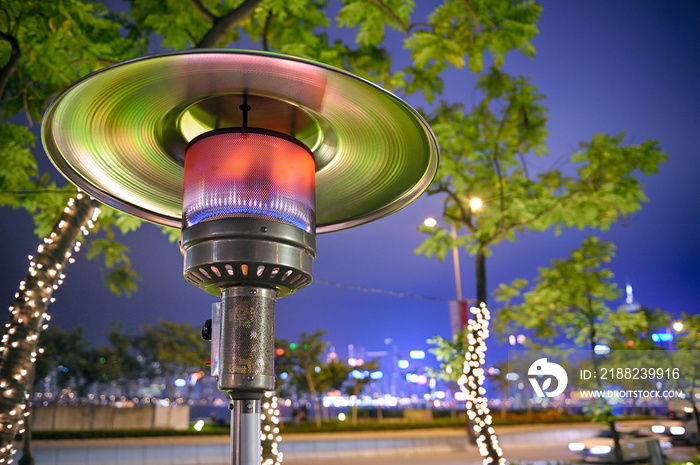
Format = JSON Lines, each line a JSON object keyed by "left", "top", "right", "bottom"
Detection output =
{"left": 624, "top": 282, "right": 641, "bottom": 313}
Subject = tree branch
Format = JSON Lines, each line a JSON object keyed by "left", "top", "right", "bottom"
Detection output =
{"left": 188, "top": 0, "right": 217, "bottom": 24}
{"left": 0, "top": 30, "right": 21, "bottom": 103}
{"left": 488, "top": 185, "right": 584, "bottom": 246}
{"left": 465, "top": 0, "right": 496, "bottom": 30}
{"left": 368, "top": 0, "right": 409, "bottom": 34}
{"left": 407, "top": 22, "right": 431, "bottom": 33}
{"left": 262, "top": 10, "right": 273, "bottom": 52}
{"left": 195, "top": 0, "right": 263, "bottom": 48}
{"left": 463, "top": 0, "right": 482, "bottom": 31}
{"left": 491, "top": 99, "right": 514, "bottom": 232}
{"left": 438, "top": 185, "right": 474, "bottom": 232}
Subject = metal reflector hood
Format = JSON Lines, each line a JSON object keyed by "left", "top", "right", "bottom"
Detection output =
{"left": 41, "top": 49, "right": 439, "bottom": 233}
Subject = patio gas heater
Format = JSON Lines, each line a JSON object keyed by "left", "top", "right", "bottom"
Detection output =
{"left": 41, "top": 50, "right": 438, "bottom": 465}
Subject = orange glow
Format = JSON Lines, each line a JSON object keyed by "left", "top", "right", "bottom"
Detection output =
{"left": 183, "top": 130, "right": 316, "bottom": 231}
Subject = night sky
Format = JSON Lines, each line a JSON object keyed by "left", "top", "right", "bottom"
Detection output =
{"left": 1, "top": 1, "right": 699, "bottom": 367}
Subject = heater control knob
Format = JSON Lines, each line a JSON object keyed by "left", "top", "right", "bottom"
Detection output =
{"left": 201, "top": 319, "right": 212, "bottom": 341}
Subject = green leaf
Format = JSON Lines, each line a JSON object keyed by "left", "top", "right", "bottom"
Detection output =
{"left": 106, "top": 265, "right": 141, "bottom": 296}
{"left": 114, "top": 213, "right": 143, "bottom": 234}
{"left": 161, "top": 226, "right": 181, "bottom": 243}
{"left": 0, "top": 123, "right": 37, "bottom": 203}
{"left": 86, "top": 238, "right": 131, "bottom": 268}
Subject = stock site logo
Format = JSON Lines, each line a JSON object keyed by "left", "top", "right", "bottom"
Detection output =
{"left": 528, "top": 358, "right": 568, "bottom": 398}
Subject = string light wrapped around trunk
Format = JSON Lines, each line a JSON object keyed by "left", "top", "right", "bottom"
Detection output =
{"left": 0, "top": 193, "right": 100, "bottom": 463}
{"left": 261, "top": 391, "right": 282, "bottom": 465}
{"left": 459, "top": 304, "right": 505, "bottom": 465}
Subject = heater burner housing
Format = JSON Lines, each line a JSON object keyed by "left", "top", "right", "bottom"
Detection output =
{"left": 180, "top": 128, "right": 317, "bottom": 297}
{"left": 182, "top": 128, "right": 316, "bottom": 232}
{"left": 180, "top": 217, "right": 315, "bottom": 296}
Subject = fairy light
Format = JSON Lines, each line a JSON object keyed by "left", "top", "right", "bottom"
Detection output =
{"left": 0, "top": 194, "right": 100, "bottom": 462}
{"left": 458, "top": 304, "right": 505, "bottom": 465}
{"left": 261, "top": 391, "right": 283, "bottom": 465}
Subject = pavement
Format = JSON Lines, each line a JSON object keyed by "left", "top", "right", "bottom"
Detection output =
{"left": 25, "top": 422, "right": 604, "bottom": 465}
{"left": 24, "top": 419, "right": 700, "bottom": 465}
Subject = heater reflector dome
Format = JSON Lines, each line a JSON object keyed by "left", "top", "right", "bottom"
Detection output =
{"left": 41, "top": 50, "right": 439, "bottom": 232}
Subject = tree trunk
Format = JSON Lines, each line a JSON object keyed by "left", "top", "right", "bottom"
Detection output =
{"left": 688, "top": 391, "right": 700, "bottom": 450}
{"left": 0, "top": 194, "right": 99, "bottom": 462}
{"left": 678, "top": 369, "right": 700, "bottom": 451}
{"left": 18, "top": 369, "right": 37, "bottom": 465}
{"left": 312, "top": 398, "right": 322, "bottom": 427}
{"left": 475, "top": 247, "right": 487, "bottom": 305}
{"left": 608, "top": 418, "right": 624, "bottom": 465}
{"left": 465, "top": 248, "right": 504, "bottom": 463}
{"left": 18, "top": 414, "right": 33, "bottom": 465}
{"left": 304, "top": 371, "right": 322, "bottom": 427}
{"left": 0, "top": 30, "right": 21, "bottom": 100}
{"left": 195, "top": 0, "right": 264, "bottom": 48}
{"left": 462, "top": 305, "right": 504, "bottom": 464}
{"left": 588, "top": 300, "right": 624, "bottom": 465}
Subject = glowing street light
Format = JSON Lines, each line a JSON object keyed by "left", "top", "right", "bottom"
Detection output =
{"left": 42, "top": 50, "right": 438, "bottom": 465}
{"left": 673, "top": 321, "right": 684, "bottom": 332}
{"left": 423, "top": 195, "right": 482, "bottom": 313}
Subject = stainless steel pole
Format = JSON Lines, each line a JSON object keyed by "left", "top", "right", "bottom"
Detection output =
{"left": 231, "top": 399, "right": 262, "bottom": 465}
{"left": 450, "top": 223, "right": 463, "bottom": 301}
{"left": 218, "top": 287, "right": 276, "bottom": 465}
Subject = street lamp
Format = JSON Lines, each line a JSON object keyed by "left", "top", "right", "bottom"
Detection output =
{"left": 673, "top": 321, "right": 684, "bottom": 332}
{"left": 469, "top": 197, "right": 483, "bottom": 211}
{"left": 42, "top": 50, "right": 439, "bottom": 465}
{"left": 423, "top": 196, "right": 482, "bottom": 306}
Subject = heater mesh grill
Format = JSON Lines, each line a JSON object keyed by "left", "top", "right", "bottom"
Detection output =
{"left": 220, "top": 288, "right": 275, "bottom": 383}
{"left": 183, "top": 130, "right": 316, "bottom": 232}
{"left": 185, "top": 262, "right": 311, "bottom": 291}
